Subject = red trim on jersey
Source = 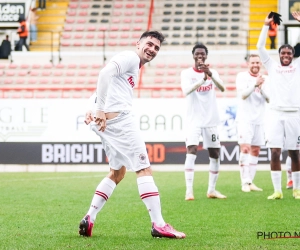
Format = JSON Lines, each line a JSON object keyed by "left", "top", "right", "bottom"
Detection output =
{"left": 193, "top": 67, "right": 204, "bottom": 73}
{"left": 248, "top": 71, "right": 258, "bottom": 77}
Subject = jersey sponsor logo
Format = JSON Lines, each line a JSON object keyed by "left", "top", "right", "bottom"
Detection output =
{"left": 127, "top": 76, "right": 135, "bottom": 88}
{"left": 196, "top": 83, "right": 213, "bottom": 92}
{"left": 275, "top": 68, "right": 296, "bottom": 74}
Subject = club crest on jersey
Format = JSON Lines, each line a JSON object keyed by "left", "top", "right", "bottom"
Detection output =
{"left": 139, "top": 153, "right": 147, "bottom": 164}
{"left": 127, "top": 76, "right": 135, "bottom": 88}
{"left": 191, "top": 78, "right": 198, "bottom": 83}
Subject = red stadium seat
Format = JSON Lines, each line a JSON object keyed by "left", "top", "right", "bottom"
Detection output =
{"left": 73, "top": 41, "right": 83, "bottom": 46}
{"left": 126, "top": 4, "right": 134, "bottom": 8}
{"left": 66, "top": 18, "right": 75, "bottom": 24}
{"left": 136, "top": 11, "right": 144, "bottom": 16}
{"left": 4, "top": 79, "right": 13, "bottom": 84}
{"left": 120, "top": 33, "right": 129, "bottom": 38}
{"left": 137, "top": 3, "right": 146, "bottom": 8}
{"left": 69, "top": 3, "right": 78, "bottom": 9}
{"left": 18, "top": 71, "right": 27, "bottom": 76}
{"left": 119, "top": 41, "right": 128, "bottom": 46}
{"left": 77, "top": 19, "right": 86, "bottom": 24}
{"left": 20, "top": 64, "right": 30, "bottom": 69}
{"left": 114, "top": 3, "right": 122, "bottom": 8}
{"left": 16, "top": 78, "right": 25, "bottom": 84}
{"left": 79, "top": 3, "right": 89, "bottom": 9}
{"left": 154, "top": 78, "right": 163, "bottom": 83}
{"left": 86, "top": 34, "right": 95, "bottom": 39}
{"left": 112, "top": 18, "right": 121, "bottom": 23}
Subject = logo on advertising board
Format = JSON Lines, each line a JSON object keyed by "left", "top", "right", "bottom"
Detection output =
{"left": 0, "top": 3, "right": 25, "bottom": 22}
{"left": 0, "top": 106, "right": 48, "bottom": 141}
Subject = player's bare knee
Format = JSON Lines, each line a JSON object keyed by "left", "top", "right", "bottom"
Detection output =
{"left": 136, "top": 167, "right": 152, "bottom": 177}
{"left": 108, "top": 167, "right": 126, "bottom": 185}
{"left": 208, "top": 148, "right": 220, "bottom": 159}
{"left": 289, "top": 150, "right": 300, "bottom": 162}
{"left": 187, "top": 145, "right": 197, "bottom": 155}
{"left": 271, "top": 149, "right": 281, "bottom": 161}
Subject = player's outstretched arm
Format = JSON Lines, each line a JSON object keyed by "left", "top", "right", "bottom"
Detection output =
{"left": 256, "top": 13, "right": 272, "bottom": 63}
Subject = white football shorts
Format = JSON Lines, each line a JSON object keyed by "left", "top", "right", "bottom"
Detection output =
{"left": 91, "top": 111, "right": 150, "bottom": 171}
{"left": 185, "top": 126, "right": 221, "bottom": 149}
{"left": 266, "top": 110, "right": 300, "bottom": 150}
{"left": 237, "top": 122, "right": 265, "bottom": 146}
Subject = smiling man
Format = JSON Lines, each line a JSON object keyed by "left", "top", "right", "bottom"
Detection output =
{"left": 79, "top": 31, "right": 186, "bottom": 239}
{"left": 257, "top": 12, "right": 300, "bottom": 200}
{"left": 180, "top": 44, "right": 226, "bottom": 201}
{"left": 235, "top": 54, "right": 269, "bottom": 193}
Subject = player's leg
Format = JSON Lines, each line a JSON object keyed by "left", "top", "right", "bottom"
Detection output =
{"left": 184, "top": 126, "right": 201, "bottom": 200}
{"left": 285, "top": 115, "right": 300, "bottom": 198}
{"left": 285, "top": 155, "right": 293, "bottom": 189}
{"left": 239, "top": 144, "right": 251, "bottom": 192}
{"left": 79, "top": 167, "right": 124, "bottom": 237}
{"left": 267, "top": 148, "right": 283, "bottom": 199}
{"left": 248, "top": 124, "right": 265, "bottom": 191}
{"left": 289, "top": 150, "right": 300, "bottom": 198}
{"left": 204, "top": 127, "right": 226, "bottom": 199}
{"left": 136, "top": 167, "right": 185, "bottom": 238}
{"left": 79, "top": 117, "right": 128, "bottom": 236}
{"left": 266, "top": 112, "right": 284, "bottom": 199}
{"left": 127, "top": 114, "right": 185, "bottom": 238}
{"left": 249, "top": 146, "right": 263, "bottom": 191}
{"left": 184, "top": 145, "right": 197, "bottom": 200}
{"left": 237, "top": 122, "right": 254, "bottom": 192}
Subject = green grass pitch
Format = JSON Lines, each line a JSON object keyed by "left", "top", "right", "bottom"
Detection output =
{"left": 1, "top": 171, "right": 300, "bottom": 250}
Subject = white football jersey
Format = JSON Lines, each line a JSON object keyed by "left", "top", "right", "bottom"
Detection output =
{"left": 181, "top": 67, "right": 221, "bottom": 127}
{"left": 235, "top": 71, "right": 269, "bottom": 124}
{"left": 257, "top": 25, "right": 300, "bottom": 110}
{"left": 100, "top": 50, "right": 140, "bottom": 112}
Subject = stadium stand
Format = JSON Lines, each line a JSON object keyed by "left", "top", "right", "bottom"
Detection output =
{"left": 0, "top": 0, "right": 277, "bottom": 99}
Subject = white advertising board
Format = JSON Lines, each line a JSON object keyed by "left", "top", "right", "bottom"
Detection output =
{"left": 0, "top": 98, "right": 238, "bottom": 142}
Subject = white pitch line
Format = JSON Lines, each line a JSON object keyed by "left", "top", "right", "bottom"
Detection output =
{"left": 0, "top": 174, "right": 106, "bottom": 182}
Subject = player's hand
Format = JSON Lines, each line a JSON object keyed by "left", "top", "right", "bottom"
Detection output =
{"left": 292, "top": 11, "right": 300, "bottom": 22}
{"left": 264, "top": 13, "right": 273, "bottom": 25}
{"left": 95, "top": 110, "right": 107, "bottom": 132}
{"left": 197, "top": 59, "right": 212, "bottom": 77}
{"left": 256, "top": 75, "right": 265, "bottom": 88}
{"left": 84, "top": 110, "right": 94, "bottom": 125}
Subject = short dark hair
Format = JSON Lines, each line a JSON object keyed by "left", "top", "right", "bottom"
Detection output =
{"left": 278, "top": 44, "right": 295, "bottom": 55}
{"left": 139, "top": 31, "right": 165, "bottom": 44}
{"left": 192, "top": 43, "right": 208, "bottom": 55}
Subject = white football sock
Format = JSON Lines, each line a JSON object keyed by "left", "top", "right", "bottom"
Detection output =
{"left": 137, "top": 176, "right": 165, "bottom": 227}
{"left": 286, "top": 156, "right": 292, "bottom": 182}
{"left": 239, "top": 152, "right": 251, "bottom": 184}
{"left": 271, "top": 171, "right": 282, "bottom": 193}
{"left": 207, "top": 157, "right": 219, "bottom": 194}
{"left": 249, "top": 155, "right": 258, "bottom": 182}
{"left": 87, "top": 177, "right": 116, "bottom": 223}
{"left": 184, "top": 154, "right": 196, "bottom": 193}
{"left": 292, "top": 171, "right": 300, "bottom": 190}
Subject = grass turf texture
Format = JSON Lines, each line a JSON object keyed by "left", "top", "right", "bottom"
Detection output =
{"left": 1, "top": 171, "right": 300, "bottom": 250}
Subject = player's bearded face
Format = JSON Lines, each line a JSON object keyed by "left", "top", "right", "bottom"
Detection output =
{"left": 248, "top": 57, "right": 261, "bottom": 75}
